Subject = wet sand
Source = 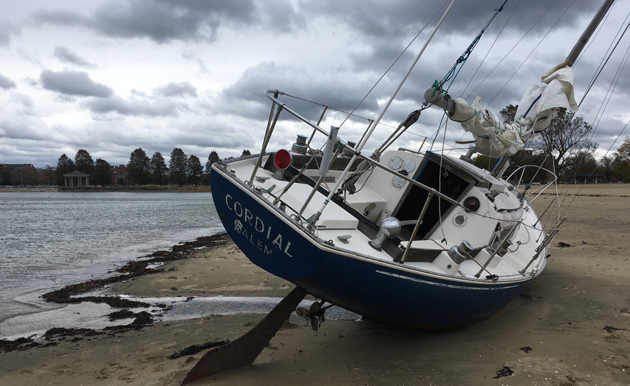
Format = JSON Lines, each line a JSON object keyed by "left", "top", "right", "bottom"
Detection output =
{"left": 1, "top": 184, "right": 628, "bottom": 385}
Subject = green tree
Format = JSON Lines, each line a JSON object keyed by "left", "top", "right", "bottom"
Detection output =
{"left": 150, "top": 152, "right": 168, "bottom": 185}
{"left": 614, "top": 161, "right": 630, "bottom": 182}
{"left": 473, "top": 154, "right": 497, "bottom": 171}
{"left": 599, "top": 155, "right": 615, "bottom": 183}
{"left": 169, "top": 148, "right": 188, "bottom": 186}
{"left": 203, "top": 151, "right": 221, "bottom": 185}
{"left": 127, "top": 148, "right": 151, "bottom": 185}
{"left": 562, "top": 150, "right": 598, "bottom": 182}
{"left": 613, "top": 136, "right": 630, "bottom": 182}
{"left": 499, "top": 104, "right": 518, "bottom": 123}
{"left": 9, "top": 167, "right": 40, "bottom": 186}
{"left": 74, "top": 149, "right": 94, "bottom": 175}
{"left": 0, "top": 167, "right": 8, "bottom": 185}
{"left": 614, "top": 136, "right": 630, "bottom": 162}
{"left": 187, "top": 155, "right": 204, "bottom": 185}
{"left": 207, "top": 151, "right": 221, "bottom": 168}
{"left": 56, "top": 154, "right": 75, "bottom": 185}
{"left": 241, "top": 149, "right": 251, "bottom": 156}
{"left": 92, "top": 158, "right": 112, "bottom": 186}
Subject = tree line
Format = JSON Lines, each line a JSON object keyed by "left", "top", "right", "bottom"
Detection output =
{"left": 54, "top": 148, "right": 253, "bottom": 186}
{"left": 0, "top": 166, "right": 53, "bottom": 186}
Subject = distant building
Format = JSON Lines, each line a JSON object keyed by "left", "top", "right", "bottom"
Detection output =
{"left": 63, "top": 170, "right": 90, "bottom": 187}
{"left": 112, "top": 165, "right": 128, "bottom": 185}
{"left": 571, "top": 172, "right": 605, "bottom": 184}
{"left": 1, "top": 163, "right": 36, "bottom": 171}
{"left": 0, "top": 163, "right": 37, "bottom": 185}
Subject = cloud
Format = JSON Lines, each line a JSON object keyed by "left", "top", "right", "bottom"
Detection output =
{"left": 220, "top": 61, "right": 383, "bottom": 122}
{"left": 181, "top": 50, "right": 209, "bottom": 74}
{"left": 0, "top": 20, "right": 19, "bottom": 46}
{"left": 83, "top": 95, "right": 179, "bottom": 117}
{"left": 154, "top": 81, "right": 197, "bottom": 97}
{"left": 0, "top": 116, "right": 48, "bottom": 140}
{"left": 31, "top": 9, "right": 85, "bottom": 26}
{"left": 53, "top": 46, "right": 94, "bottom": 67}
{"left": 0, "top": 73, "right": 17, "bottom": 89}
{"left": 31, "top": 0, "right": 305, "bottom": 44}
{"left": 40, "top": 70, "right": 113, "bottom": 97}
{"left": 9, "top": 93, "right": 36, "bottom": 115}
{"left": 34, "top": 0, "right": 260, "bottom": 44}
{"left": 303, "top": 0, "right": 599, "bottom": 40}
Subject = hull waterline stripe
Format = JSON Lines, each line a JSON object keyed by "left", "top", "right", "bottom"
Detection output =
{"left": 375, "top": 270, "right": 522, "bottom": 290}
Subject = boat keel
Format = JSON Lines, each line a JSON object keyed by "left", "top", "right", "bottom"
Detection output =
{"left": 180, "top": 286, "right": 308, "bottom": 385}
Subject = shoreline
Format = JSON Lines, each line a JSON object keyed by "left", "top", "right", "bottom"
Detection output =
{"left": 1, "top": 185, "right": 629, "bottom": 385}
{"left": 0, "top": 233, "right": 232, "bottom": 344}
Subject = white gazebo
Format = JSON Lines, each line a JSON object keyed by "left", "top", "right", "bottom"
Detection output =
{"left": 63, "top": 170, "right": 90, "bottom": 187}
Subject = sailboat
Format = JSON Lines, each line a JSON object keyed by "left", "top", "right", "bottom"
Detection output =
{"left": 208, "top": 1, "right": 613, "bottom": 329}
{"left": 179, "top": 1, "right": 619, "bottom": 384}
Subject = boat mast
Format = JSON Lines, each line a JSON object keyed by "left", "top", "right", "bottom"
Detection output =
{"left": 565, "top": 0, "right": 616, "bottom": 67}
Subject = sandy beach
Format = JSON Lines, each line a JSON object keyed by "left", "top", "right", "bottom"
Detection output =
{"left": 1, "top": 184, "right": 628, "bottom": 385}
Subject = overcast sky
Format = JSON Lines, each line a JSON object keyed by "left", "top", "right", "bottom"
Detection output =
{"left": 1, "top": 0, "right": 629, "bottom": 168}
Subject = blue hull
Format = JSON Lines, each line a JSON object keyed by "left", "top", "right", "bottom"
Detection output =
{"left": 211, "top": 168, "right": 531, "bottom": 328}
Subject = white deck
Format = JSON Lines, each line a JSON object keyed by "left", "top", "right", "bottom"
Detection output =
{"left": 222, "top": 150, "right": 547, "bottom": 282}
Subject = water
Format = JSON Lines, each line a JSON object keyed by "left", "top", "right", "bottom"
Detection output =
{"left": 0, "top": 192, "right": 223, "bottom": 324}
{"left": 0, "top": 295, "right": 361, "bottom": 340}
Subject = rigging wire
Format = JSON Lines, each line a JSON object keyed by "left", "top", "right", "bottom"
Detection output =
{"left": 558, "top": 15, "right": 630, "bottom": 204}
{"left": 556, "top": 13, "right": 630, "bottom": 188}
{"left": 459, "top": 0, "right": 521, "bottom": 99}
{"left": 440, "top": 0, "right": 509, "bottom": 91}
{"left": 588, "top": 32, "right": 630, "bottom": 143}
{"left": 418, "top": 0, "right": 510, "bottom": 178}
{"left": 447, "top": 0, "right": 520, "bottom": 156}
{"left": 448, "top": 0, "right": 560, "bottom": 155}
{"left": 549, "top": 11, "right": 630, "bottom": 221}
{"left": 577, "top": 18, "right": 630, "bottom": 110}
{"left": 463, "top": 0, "right": 563, "bottom": 102}
{"left": 577, "top": 4, "right": 629, "bottom": 98}
{"left": 336, "top": 0, "right": 450, "bottom": 131}
{"left": 525, "top": 8, "right": 630, "bottom": 209}
{"left": 547, "top": 12, "right": 630, "bottom": 201}
{"left": 484, "top": 0, "right": 575, "bottom": 111}
{"left": 572, "top": 1, "right": 616, "bottom": 69}
{"left": 559, "top": 118, "right": 628, "bottom": 220}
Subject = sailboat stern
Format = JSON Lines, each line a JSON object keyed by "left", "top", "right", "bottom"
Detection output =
{"left": 211, "top": 163, "right": 321, "bottom": 280}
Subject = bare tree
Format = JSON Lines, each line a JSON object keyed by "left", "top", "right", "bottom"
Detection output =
{"left": 498, "top": 106, "right": 596, "bottom": 176}
{"left": 531, "top": 108, "right": 597, "bottom": 176}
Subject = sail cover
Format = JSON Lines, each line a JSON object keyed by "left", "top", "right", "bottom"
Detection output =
{"left": 426, "top": 63, "right": 578, "bottom": 157}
